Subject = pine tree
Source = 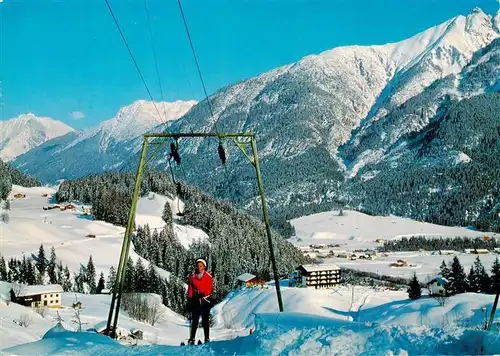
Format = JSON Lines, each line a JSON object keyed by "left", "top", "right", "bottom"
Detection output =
{"left": 26, "top": 258, "right": 36, "bottom": 285}
{"left": 36, "top": 244, "right": 47, "bottom": 278}
{"left": 7, "top": 258, "right": 19, "bottom": 282}
{"left": 134, "top": 259, "right": 147, "bottom": 293}
{"left": 74, "top": 266, "right": 85, "bottom": 293}
{"left": 0, "top": 255, "right": 7, "bottom": 281}
{"left": 20, "top": 255, "right": 28, "bottom": 283}
{"left": 162, "top": 202, "right": 173, "bottom": 225}
{"left": 47, "top": 247, "right": 58, "bottom": 284}
{"left": 62, "top": 266, "right": 72, "bottom": 292}
{"left": 86, "top": 256, "right": 97, "bottom": 294}
{"left": 491, "top": 257, "right": 500, "bottom": 294}
{"left": 473, "top": 256, "right": 490, "bottom": 293}
{"left": 439, "top": 260, "right": 450, "bottom": 279}
{"left": 147, "top": 263, "right": 159, "bottom": 293}
{"left": 106, "top": 266, "right": 116, "bottom": 291}
{"left": 123, "top": 258, "right": 135, "bottom": 292}
{"left": 408, "top": 273, "right": 421, "bottom": 300}
{"left": 468, "top": 265, "right": 478, "bottom": 292}
{"left": 96, "top": 272, "right": 105, "bottom": 294}
{"left": 448, "top": 256, "right": 468, "bottom": 295}
{"left": 57, "top": 261, "right": 64, "bottom": 285}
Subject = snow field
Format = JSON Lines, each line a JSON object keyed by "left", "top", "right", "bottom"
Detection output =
{"left": 0, "top": 186, "right": 206, "bottom": 281}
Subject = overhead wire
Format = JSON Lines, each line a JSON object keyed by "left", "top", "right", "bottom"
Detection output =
{"left": 104, "top": 0, "right": 164, "bottom": 124}
{"left": 176, "top": 0, "right": 219, "bottom": 134}
{"left": 143, "top": 0, "right": 169, "bottom": 125}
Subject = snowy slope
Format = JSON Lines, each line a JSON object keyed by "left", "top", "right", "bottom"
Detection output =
{"left": 0, "top": 114, "right": 74, "bottom": 161}
{"left": 290, "top": 209, "right": 499, "bottom": 250}
{"left": 3, "top": 286, "right": 500, "bottom": 355}
{"left": 0, "top": 186, "right": 206, "bottom": 280}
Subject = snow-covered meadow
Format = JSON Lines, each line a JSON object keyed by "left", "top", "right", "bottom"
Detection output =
{"left": 291, "top": 210, "right": 500, "bottom": 281}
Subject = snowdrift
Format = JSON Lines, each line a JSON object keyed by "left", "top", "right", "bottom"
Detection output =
{"left": 4, "top": 313, "right": 500, "bottom": 355}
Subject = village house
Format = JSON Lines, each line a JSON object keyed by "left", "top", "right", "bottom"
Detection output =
{"left": 290, "top": 264, "right": 341, "bottom": 289}
{"left": 439, "top": 250, "right": 457, "bottom": 256}
{"left": 428, "top": 276, "right": 448, "bottom": 296}
{"left": 390, "top": 259, "right": 408, "bottom": 268}
{"left": 236, "top": 273, "right": 259, "bottom": 289}
{"left": 11, "top": 284, "right": 63, "bottom": 308}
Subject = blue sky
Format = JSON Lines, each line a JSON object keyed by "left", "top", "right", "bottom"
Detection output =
{"left": 1, "top": 0, "right": 499, "bottom": 129}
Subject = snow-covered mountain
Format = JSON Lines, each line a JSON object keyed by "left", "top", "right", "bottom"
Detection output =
{"left": 12, "top": 8, "right": 500, "bottom": 231}
{"left": 0, "top": 114, "right": 73, "bottom": 161}
{"left": 13, "top": 100, "right": 196, "bottom": 180}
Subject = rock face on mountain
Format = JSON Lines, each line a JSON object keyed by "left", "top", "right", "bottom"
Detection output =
{"left": 13, "top": 9, "right": 500, "bottom": 231}
{"left": 0, "top": 114, "right": 74, "bottom": 161}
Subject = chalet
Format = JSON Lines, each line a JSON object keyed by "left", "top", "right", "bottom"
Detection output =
{"left": 375, "top": 239, "right": 385, "bottom": 244}
{"left": 439, "top": 250, "right": 456, "bottom": 255}
{"left": 86, "top": 234, "right": 96, "bottom": 239}
{"left": 428, "top": 276, "right": 448, "bottom": 296}
{"left": 390, "top": 259, "right": 408, "bottom": 268}
{"left": 292, "top": 264, "right": 341, "bottom": 289}
{"left": 11, "top": 284, "right": 63, "bottom": 308}
{"left": 61, "top": 204, "right": 76, "bottom": 211}
{"left": 14, "top": 193, "right": 25, "bottom": 199}
{"left": 473, "top": 249, "right": 489, "bottom": 254}
{"left": 236, "top": 273, "right": 258, "bottom": 289}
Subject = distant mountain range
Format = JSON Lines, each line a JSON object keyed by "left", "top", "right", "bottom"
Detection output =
{"left": 11, "top": 8, "right": 500, "bottom": 232}
{"left": 0, "top": 114, "right": 74, "bottom": 161}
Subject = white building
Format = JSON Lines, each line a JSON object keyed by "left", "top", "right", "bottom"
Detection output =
{"left": 290, "top": 264, "right": 341, "bottom": 289}
{"left": 11, "top": 284, "right": 63, "bottom": 308}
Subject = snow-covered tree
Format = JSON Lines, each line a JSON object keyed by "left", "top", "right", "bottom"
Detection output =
{"left": 473, "top": 256, "right": 490, "bottom": 293}
{"left": 0, "top": 255, "right": 7, "bottom": 281}
{"left": 86, "top": 256, "right": 96, "bottom": 294}
{"left": 106, "top": 266, "right": 116, "bottom": 291}
{"left": 62, "top": 266, "right": 72, "bottom": 292}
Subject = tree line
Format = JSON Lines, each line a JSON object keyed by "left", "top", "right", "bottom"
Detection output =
{"left": 0, "top": 159, "right": 40, "bottom": 200}
{"left": 408, "top": 255, "right": 500, "bottom": 300}
{"left": 383, "top": 235, "right": 498, "bottom": 252}
{"left": 55, "top": 171, "right": 308, "bottom": 314}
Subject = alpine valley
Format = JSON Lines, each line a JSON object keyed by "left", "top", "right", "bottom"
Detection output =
{"left": 12, "top": 8, "right": 500, "bottom": 232}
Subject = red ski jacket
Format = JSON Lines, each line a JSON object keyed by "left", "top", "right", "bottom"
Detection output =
{"left": 188, "top": 271, "right": 213, "bottom": 299}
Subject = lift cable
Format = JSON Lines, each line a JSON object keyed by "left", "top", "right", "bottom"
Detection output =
{"left": 104, "top": 0, "right": 164, "bottom": 123}
{"left": 176, "top": 0, "right": 219, "bottom": 134}
{"left": 144, "top": 0, "right": 169, "bottom": 123}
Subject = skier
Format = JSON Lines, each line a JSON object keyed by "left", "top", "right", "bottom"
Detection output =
{"left": 187, "top": 258, "right": 214, "bottom": 345}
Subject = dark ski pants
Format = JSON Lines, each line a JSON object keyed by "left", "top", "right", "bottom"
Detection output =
{"left": 190, "top": 305, "right": 210, "bottom": 341}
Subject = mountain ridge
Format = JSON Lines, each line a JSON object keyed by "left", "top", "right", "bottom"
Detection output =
{"left": 0, "top": 114, "right": 74, "bottom": 161}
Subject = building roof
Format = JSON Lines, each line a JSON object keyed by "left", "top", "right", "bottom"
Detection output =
{"left": 299, "top": 264, "right": 340, "bottom": 272}
{"left": 237, "top": 273, "right": 256, "bottom": 282}
{"left": 14, "top": 284, "right": 63, "bottom": 297}
{"left": 428, "top": 276, "right": 448, "bottom": 286}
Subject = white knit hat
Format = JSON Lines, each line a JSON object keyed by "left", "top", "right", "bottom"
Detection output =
{"left": 196, "top": 258, "right": 207, "bottom": 267}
